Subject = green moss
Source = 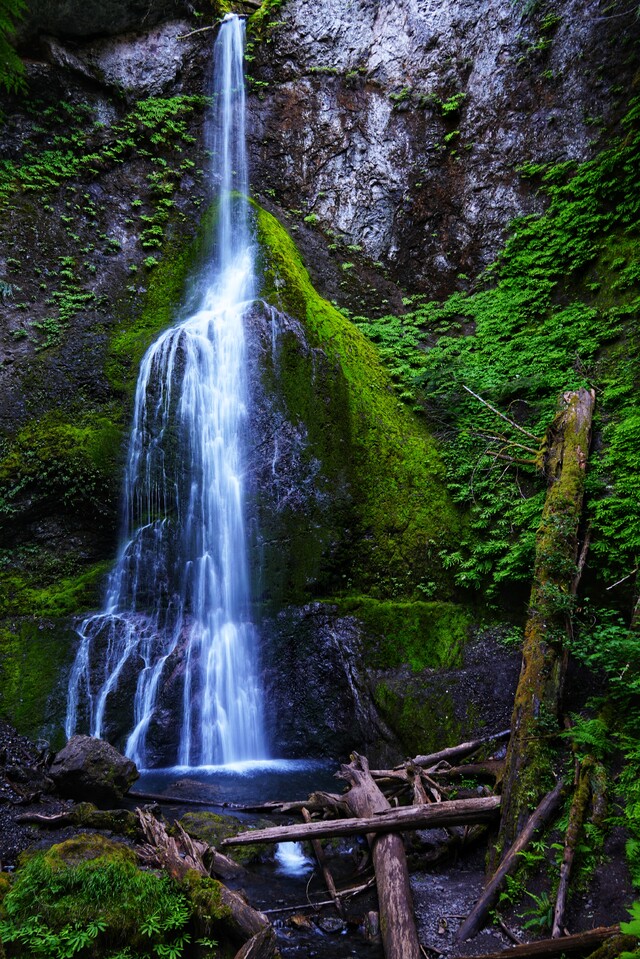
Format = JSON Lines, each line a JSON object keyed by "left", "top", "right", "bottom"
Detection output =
{"left": 247, "top": 0, "right": 286, "bottom": 38}
{"left": 333, "top": 597, "right": 471, "bottom": 670}
{"left": 180, "top": 871, "right": 231, "bottom": 936}
{"left": 373, "top": 678, "right": 462, "bottom": 756}
{"left": 0, "top": 411, "right": 122, "bottom": 523}
{"left": 0, "top": 620, "right": 76, "bottom": 742}
{"left": 179, "top": 812, "right": 274, "bottom": 865}
{"left": 69, "top": 803, "right": 140, "bottom": 840}
{"left": 0, "top": 835, "right": 194, "bottom": 959}
{"left": 253, "top": 203, "right": 462, "bottom": 598}
{"left": 0, "top": 560, "right": 111, "bottom": 618}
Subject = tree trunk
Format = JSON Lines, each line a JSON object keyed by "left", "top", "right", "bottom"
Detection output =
{"left": 497, "top": 388, "right": 595, "bottom": 856}
{"left": 337, "top": 753, "right": 422, "bottom": 959}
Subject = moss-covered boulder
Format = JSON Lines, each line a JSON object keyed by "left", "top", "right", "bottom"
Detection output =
{"left": 179, "top": 811, "right": 273, "bottom": 866}
{"left": 49, "top": 734, "right": 138, "bottom": 804}
{"left": 0, "top": 835, "right": 194, "bottom": 959}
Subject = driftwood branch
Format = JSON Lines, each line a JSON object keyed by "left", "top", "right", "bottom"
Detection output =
{"left": 409, "top": 730, "right": 510, "bottom": 770}
{"left": 135, "top": 808, "right": 272, "bottom": 952}
{"left": 221, "top": 796, "right": 501, "bottom": 847}
{"left": 456, "top": 780, "right": 564, "bottom": 941}
{"left": 302, "top": 806, "right": 343, "bottom": 915}
{"left": 453, "top": 925, "right": 621, "bottom": 959}
{"left": 552, "top": 759, "right": 592, "bottom": 937}
{"left": 262, "top": 878, "right": 376, "bottom": 915}
{"left": 462, "top": 385, "right": 539, "bottom": 441}
{"left": 233, "top": 926, "right": 278, "bottom": 959}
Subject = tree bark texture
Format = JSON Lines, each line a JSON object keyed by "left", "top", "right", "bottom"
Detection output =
{"left": 497, "top": 388, "right": 595, "bottom": 854}
{"left": 552, "top": 757, "right": 593, "bottom": 937}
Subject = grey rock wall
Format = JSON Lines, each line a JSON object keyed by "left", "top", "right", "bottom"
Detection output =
{"left": 249, "top": 0, "right": 638, "bottom": 294}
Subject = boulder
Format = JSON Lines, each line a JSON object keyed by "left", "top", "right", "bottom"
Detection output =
{"left": 49, "top": 735, "right": 138, "bottom": 805}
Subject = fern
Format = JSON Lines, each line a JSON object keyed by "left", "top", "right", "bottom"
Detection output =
{"left": 0, "top": 0, "right": 25, "bottom": 93}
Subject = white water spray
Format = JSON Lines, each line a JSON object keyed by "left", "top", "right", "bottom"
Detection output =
{"left": 65, "top": 16, "right": 267, "bottom": 767}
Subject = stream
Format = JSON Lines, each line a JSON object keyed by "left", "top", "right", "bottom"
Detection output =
{"left": 135, "top": 764, "right": 385, "bottom": 958}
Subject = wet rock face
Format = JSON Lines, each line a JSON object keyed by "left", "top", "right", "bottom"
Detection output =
{"left": 42, "top": 21, "right": 197, "bottom": 97}
{"left": 260, "top": 603, "right": 391, "bottom": 759}
{"left": 249, "top": 0, "right": 638, "bottom": 295}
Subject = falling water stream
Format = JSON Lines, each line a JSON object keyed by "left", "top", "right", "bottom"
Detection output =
{"left": 65, "top": 14, "right": 266, "bottom": 769}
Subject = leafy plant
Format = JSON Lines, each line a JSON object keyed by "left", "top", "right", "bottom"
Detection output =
{"left": 519, "top": 890, "right": 554, "bottom": 932}
{"left": 356, "top": 96, "right": 640, "bottom": 596}
{"left": 441, "top": 92, "right": 467, "bottom": 115}
{"left": 0, "top": 839, "right": 194, "bottom": 958}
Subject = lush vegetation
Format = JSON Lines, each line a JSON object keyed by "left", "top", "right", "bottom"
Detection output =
{"left": 354, "top": 95, "right": 640, "bottom": 888}
{"left": 355, "top": 97, "right": 640, "bottom": 602}
{"left": 0, "top": 837, "right": 222, "bottom": 959}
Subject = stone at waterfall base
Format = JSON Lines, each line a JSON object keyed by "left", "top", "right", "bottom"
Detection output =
{"left": 49, "top": 735, "right": 139, "bottom": 805}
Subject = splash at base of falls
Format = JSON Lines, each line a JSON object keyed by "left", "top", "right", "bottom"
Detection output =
{"left": 275, "top": 842, "right": 314, "bottom": 877}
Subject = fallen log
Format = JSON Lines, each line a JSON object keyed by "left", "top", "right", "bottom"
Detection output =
{"left": 221, "top": 795, "right": 501, "bottom": 847}
{"left": 497, "top": 389, "right": 595, "bottom": 852}
{"left": 408, "top": 730, "right": 510, "bottom": 770}
{"left": 135, "top": 808, "right": 270, "bottom": 945}
{"left": 230, "top": 796, "right": 339, "bottom": 815}
{"left": 452, "top": 924, "right": 620, "bottom": 959}
{"left": 456, "top": 780, "right": 564, "bottom": 942}
{"left": 137, "top": 808, "right": 210, "bottom": 880}
{"left": 337, "top": 752, "right": 421, "bottom": 959}
{"left": 129, "top": 789, "right": 227, "bottom": 808}
{"left": 233, "top": 926, "right": 278, "bottom": 959}
{"left": 435, "top": 760, "right": 505, "bottom": 782}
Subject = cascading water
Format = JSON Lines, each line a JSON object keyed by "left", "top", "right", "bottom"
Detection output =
{"left": 65, "top": 14, "right": 267, "bottom": 768}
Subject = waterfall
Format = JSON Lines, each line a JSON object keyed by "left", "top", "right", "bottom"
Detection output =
{"left": 65, "top": 14, "right": 267, "bottom": 768}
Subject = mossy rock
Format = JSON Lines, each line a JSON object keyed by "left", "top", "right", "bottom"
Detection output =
{"left": 0, "top": 411, "right": 122, "bottom": 531}
{"left": 334, "top": 597, "right": 472, "bottom": 671}
{"left": 373, "top": 676, "right": 464, "bottom": 757}
{"left": 178, "top": 811, "right": 273, "bottom": 866}
{"left": 69, "top": 802, "right": 140, "bottom": 839}
{"left": 0, "top": 620, "right": 78, "bottom": 745}
{"left": 253, "top": 202, "right": 463, "bottom": 599}
{"left": 2, "top": 834, "right": 194, "bottom": 958}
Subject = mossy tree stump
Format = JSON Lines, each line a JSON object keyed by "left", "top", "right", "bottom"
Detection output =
{"left": 497, "top": 388, "right": 595, "bottom": 855}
